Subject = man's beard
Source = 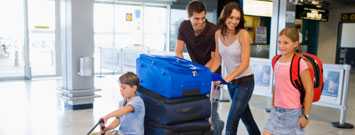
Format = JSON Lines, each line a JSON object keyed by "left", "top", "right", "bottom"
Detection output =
{"left": 194, "top": 29, "right": 203, "bottom": 35}
{"left": 193, "top": 23, "right": 206, "bottom": 35}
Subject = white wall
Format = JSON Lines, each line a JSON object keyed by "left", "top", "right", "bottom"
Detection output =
{"left": 318, "top": 0, "right": 355, "bottom": 64}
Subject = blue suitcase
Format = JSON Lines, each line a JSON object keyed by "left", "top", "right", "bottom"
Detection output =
{"left": 138, "top": 87, "right": 211, "bottom": 125}
{"left": 136, "top": 54, "right": 212, "bottom": 99}
{"left": 145, "top": 120, "right": 212, "bottom": 135}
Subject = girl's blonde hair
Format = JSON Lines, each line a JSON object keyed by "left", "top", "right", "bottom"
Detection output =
{"left": 279, "top": 27, "right": 299, "bottom": 42}
{"left": 279, "top": 26, "right": 301, "bottom": 52}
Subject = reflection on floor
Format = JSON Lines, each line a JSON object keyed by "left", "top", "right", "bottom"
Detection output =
{"left": 0, "top": 73, "right": 354, "bottom": 135}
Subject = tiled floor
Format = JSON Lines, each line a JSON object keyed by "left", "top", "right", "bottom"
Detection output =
{"left": 0, "top": 73, "right": 354, "bottom": 135}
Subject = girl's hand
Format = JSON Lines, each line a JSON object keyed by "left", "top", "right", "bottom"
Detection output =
{"left": 298, "top": 116, "right": 309, "bottom": 128}
{"left": 100, "top": 117, "right": 108, "bottom": 124}
{"left": 99, "top": 130, "right": 108, "bottom": 135}
{"left": 101, "top": 126, "right": 109, "bottom": 132}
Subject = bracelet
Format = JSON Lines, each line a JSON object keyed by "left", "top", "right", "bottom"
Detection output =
{"left": 303, "top": 113, "right": 310, "bottom": 120}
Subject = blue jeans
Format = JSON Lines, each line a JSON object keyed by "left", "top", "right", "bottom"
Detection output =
{"left": 225, "top": 75, "right": 260, "bottom": 135}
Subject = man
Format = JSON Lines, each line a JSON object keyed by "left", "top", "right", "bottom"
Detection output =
{"left": 175, "top": 0, "right": 216, "bottom": 68}
{"left": 175, "top": 1, "right": 223, "bottom": 134}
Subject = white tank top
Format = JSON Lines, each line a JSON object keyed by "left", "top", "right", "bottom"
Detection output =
{"left": 218, "top": 36, "right": 252, "bottom": 79}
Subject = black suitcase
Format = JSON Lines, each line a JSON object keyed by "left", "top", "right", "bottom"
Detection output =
{"left": 138, "top": 87, "right": 211, "bottom": 125}
{"left": 145, "top": 120, "right": 212, "bottom": 135}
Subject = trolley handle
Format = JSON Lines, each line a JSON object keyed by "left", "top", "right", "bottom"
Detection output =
{"left": 99, "top": 118, "right": 105, "bottom": 135}
{"left": 86, "top": 118, "right": 106, "bottom": 135}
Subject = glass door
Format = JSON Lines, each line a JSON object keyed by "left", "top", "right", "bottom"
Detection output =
{"left": 94, "top": 3, "right": 115, "bottom": 74}
{"left": 28, "top": 0, "right": 56, "bottom": 76}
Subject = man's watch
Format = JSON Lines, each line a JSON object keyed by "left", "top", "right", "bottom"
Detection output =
{"left": 303, "top": 113, "right": 310, "bottom": 120}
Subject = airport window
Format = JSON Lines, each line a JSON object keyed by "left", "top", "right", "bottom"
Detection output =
{"left": 0, "top": 1, "right": 25, "bottom": 77}
{"left": 94, "top": 2, "right": 169, "bottom": 74}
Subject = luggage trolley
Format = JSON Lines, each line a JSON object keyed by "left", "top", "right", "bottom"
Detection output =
{"left": 210, "top": 73, "right": 229, "bottom": 135}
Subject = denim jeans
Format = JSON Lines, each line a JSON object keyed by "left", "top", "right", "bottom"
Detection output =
{"left": 225, "top": 75, "right": 260, "bottom": 135}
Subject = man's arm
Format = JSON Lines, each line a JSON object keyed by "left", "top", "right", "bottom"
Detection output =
{"left": 175, "top": 39, "right": 185, "bottom": 58}
{"left": 209, "top": 30, "right": 221, "bottom": 72}
{"left": 205, "top": 51, "right": 215, "bottom": 68}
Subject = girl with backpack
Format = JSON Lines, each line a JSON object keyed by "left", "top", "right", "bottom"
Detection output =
{"left": 263, "top": 27, "right": 314, "bottom": 135}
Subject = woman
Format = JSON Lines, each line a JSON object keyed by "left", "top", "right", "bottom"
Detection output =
{"left": 210, "top": 2, "right": 260, "bottom": 135}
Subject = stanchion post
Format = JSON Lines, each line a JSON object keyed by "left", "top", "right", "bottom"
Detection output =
{"left": 97, "top": 47, "right": 104, "bottom": 78}
{"left": 332, "top": 64, "right": 353, "bottom": 129}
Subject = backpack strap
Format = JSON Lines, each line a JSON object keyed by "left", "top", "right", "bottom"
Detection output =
{"left": 302, "top": 53, "right": 319, "bottom": 87}
{"left": 291, "top": 53, "right": 306, "bottom": 105}
{"left": 271, "top": 55, "right": 282, "bottom": 70}
{"left": 272, "top": 54, "right": 302, "bottom": 89}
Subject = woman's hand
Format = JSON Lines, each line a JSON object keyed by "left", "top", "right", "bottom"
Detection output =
{"left": 223, "top": 76, "right": 233, "bottom": 83}
{"left": 298, "top": 116, "right": 309, "bottom": 128}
